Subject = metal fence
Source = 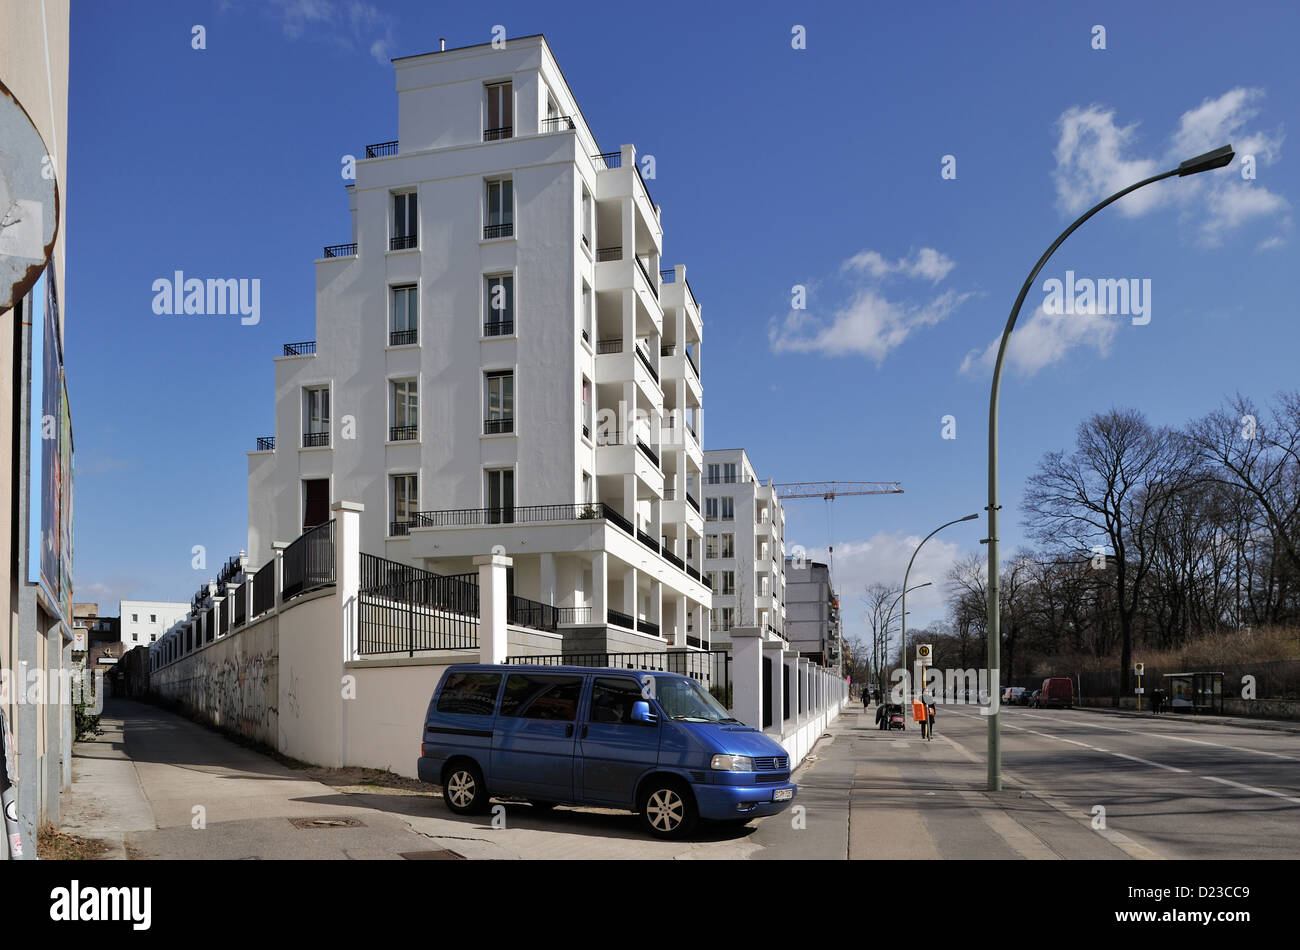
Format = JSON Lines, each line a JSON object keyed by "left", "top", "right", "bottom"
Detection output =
{"left": 251, "top": 560, "right": 275, "bottom": 618}
{"left": 281, "top": 520, "right": 335, "bottom": 600}
{"left": 357, "top": 554, "right": 479, "bottom": 655}
{"left": 504, "top": 650, "right": 732, "bottom": 708}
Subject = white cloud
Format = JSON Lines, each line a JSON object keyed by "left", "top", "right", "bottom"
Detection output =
{"left": 263, "top": 0, "right": 395, "bottom": 64}
{"left": 1053, "top": 88, "right": 1288, "bottom": 244}
{"left": 1257, "top": 235, "right": 1286, "bottom": 251}
{"left": 772, "top": 248, "right": 971, "bottom": 362}
{"left": 960, "top": 301, "right": 1117, "bottom": 378}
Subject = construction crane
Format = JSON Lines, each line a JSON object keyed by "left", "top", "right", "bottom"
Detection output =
{"left": 773, "top": 481, "right": 904, "bottom": 581}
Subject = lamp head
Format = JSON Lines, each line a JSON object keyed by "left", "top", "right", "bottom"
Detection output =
{"left": 1178, "top": 144, "right": 1234, "bottom": 177}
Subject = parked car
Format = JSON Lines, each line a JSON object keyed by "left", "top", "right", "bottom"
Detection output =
{"left": 1005, "top": 687, "right": 1027, "bottom": 706}
{"left": 418, "top": 664, "right": 797, "bottom": 839}
{"left": 1036, "top": 676, "right": 1074, "bottom": 709}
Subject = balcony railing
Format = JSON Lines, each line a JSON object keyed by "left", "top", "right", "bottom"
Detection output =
{"left": 303, "top": 431, "right": 329, "bottom": 448}
{"left": 636, "top": 439, "right": 660, "bottom": 468}
{"left": 607, "top": 608, "right": 635, "bottom": 630}
{"left": 389, "top": 521, "right": 412, "bottom": 537}
{"left": 255, "top": 436, "right": 275, "bottom": 451}
{"left": 686, "top": 350, "right": 700, "bottom": 379}
{"left": 686, "top": 564, "right": 701, "bottom": 581}
{"left": 635, "top": 257, "right": 658, "bottom": 298}
{"left": 484, "top": 319, "right": 513, "bottom": 336}
{"left": 389, "top": 425, "right": 418, "bottom": 442}
{"left": 686, "top": 493, "right": 700, "bottom": 513}
{"left": 591, "top": 151, "right": 622, "bottom": 170}
{"left": 390, "top": 328, "right": 417, "bottom": 346}
{"left": 484, "top": 222, "right": 514, "bottom": 239}
{"left": 323, "top": 243, "right": 357, "bottom": 258}
{"left": 637, "top": 528, "right": 659, "bottom": 553}
{"left": 389, "top": 234, "right": 417, "bottom": 251}
{"left": 410, "top": 502, "right": 635, "bottom": 535}
{"left": 283, "top": 341, "right": 316, "bottom": 356}
{"left": 706, "top": 474, "right": 740, "bottom": 484}
{"left": 541, "top": 115, "right": 575, "bottom": 132}
{"left": 557, "top": 606, "right": 593, "bottom": 625}
{"left": 635, "top": 345, "right": 659, "bottom": 383}
{"left": 660, "top": 269, "right": 676, "bottom": 283}
{"left": 637, "top": 617, "right": 660, "bottom": 637}
{"left": 662, "top": 548, "right": 684, "bottom": 570}
{"left": 365, "top": 141, "right": 398, "bottom": 158}
{"left": 484, "top": 416, "right": 514, "bottom": 435}
{"left": 596, "top": 338, "right": 623, "bottom": 354}
{"left": 483, "top": 126, "right": 513, "bottom": 141}
{"left": 767, "top": 624, "right": 787, "bottom": 642}
{"left": 596, "top": 246, "right": 622, "bottom": 262}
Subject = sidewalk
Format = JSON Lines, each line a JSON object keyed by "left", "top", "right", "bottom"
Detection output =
{"left": 1074, "top": 703, "right": 1300, "bottom": 734}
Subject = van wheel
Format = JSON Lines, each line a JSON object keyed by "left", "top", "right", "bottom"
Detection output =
{"left": 639, "top": 779, "right": 697, "bottom": 839}
{"left": 443, "top": 762, "right": 488, "bottom": 815}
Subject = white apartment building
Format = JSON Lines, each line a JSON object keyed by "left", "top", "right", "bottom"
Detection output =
{"left": 247, "top": 35, "right": 710, "bottom": 652}
{"left": 784, "top": 558, "right": 841, "bottom": 668}
{"left": 120, "top": 600, "right": 190, "bottom": 647}
{"left": 701, "top": 449, "right": 786, "bottom": 648}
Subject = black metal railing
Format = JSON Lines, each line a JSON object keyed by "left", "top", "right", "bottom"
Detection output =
{"left": 483, "top": 126, "right": 513, "bottom": 141}
{"left": 204, "top": 606, "right": 215, "bottom": 643}
{"left": 281, "top": 520, "right": 335, "bottom": 601}
{"left": 686, "top": 351, "right": 699, "bottom": 379}
{"left": 700, "top": 573, "right": 713, "bottom": 591}
{"left": 358, "top": 553, "right": 478, "bottom": 655}
{"left": 541, "top": 115, "right": 575, "bottom": 132}
{"left": 596, "top": 338, "right": 623, "bottom": 354}
{"left": 233, "top": 585, "right": 246, "bottom": 628}
{"left": 508, "top": 595, "right": 560, "bottom": 632}
{"left": 637, "top": 617, "right": 660, "bottom": 637}
{"left": 607, "top": 609, "right": 635, "bottom": 630}
{"left": 686, "top": 493, "right": 700, "bottom": 513}
{"left": 662, "top": 548, "right": 684, "bottom": 570}
{"left": 303, "top": 431, "right": 329, "bottom": 447}
{"left": 484, "top": 319, "right": 513, "bottom": 336}
{"left": 637, "top": 439, "right": 660, "bottom": 468}
{"left": 484, "top": 222, "right": 514, "bottom": 239}
{"left": 591, "top": 151, "right": 622, "bottom": 170}
{"left": 256, "top": 436, "right": 275, "bottom": 451}
{"left": 251, "top": 560, "right": 275, "bottom": 618}
{"left": 596, "top": 246, "right": 622, "bottom": 262}
{"left": 323, "top": 243, "right": 357, "bottom": 258}
{"left": 484, "top": 416, "right": 514, "bottom": 434}
{"left": 635, "top": 257, "right": 658, "bottom": 298}
{"left": 389, "top": 234, "right": 417, "bottom": 251}
{"left": 388, "top": 521, "right": 411, "bottom": 536}
{"left": 366, "top": 140, "right": 398, "bottom": 158}
{"left": 557, "top": 606, "right": 593, "bottom": 624}
{"left": 637, "top": 528, "right": 659, "bottom": 553}
{"left": 410, "top": 502, "right": 634, "bottom": 533}
{"left": 390, "top": 328, "right": 417, "bottom": 346}
{"left": 660, "top": 269, "right": 676, "bottom": 283}
{"left": 767, "top": 623, "right": 787, "bottom": 642}
{"left": 602, "top": 505, "right": 633, "bottom": 535}
{"left": 283, "top": 341, "right": 316, "bottom": 356}
{"left": 389, "top": 425, "right": 418, "bottom": 442}
{"left": 635, "top": 345, "right": 659, "bottom": 382}
{"left": 504, "top": 650, "right": 732, "bottom": 705}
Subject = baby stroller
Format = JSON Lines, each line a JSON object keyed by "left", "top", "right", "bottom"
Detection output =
{"left": 876, "top": 702, "right": 906, "bottom": 731}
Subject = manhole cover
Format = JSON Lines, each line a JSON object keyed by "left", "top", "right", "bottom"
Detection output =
{"left": 399, "top": 849, "right": 465, "bottom": 860}
{"left": 288, "top": 816, "right": 365, "bottom": 829}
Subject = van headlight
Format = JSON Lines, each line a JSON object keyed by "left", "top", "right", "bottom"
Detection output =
{"left": 710, "top": 754, "right": 755, "bottom": 772}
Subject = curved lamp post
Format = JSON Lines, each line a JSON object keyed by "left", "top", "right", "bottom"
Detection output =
{"left": 884, "top": 581, "right": 931, "bottom": 693}
{"left": 984, "top": 144, "right": 1235, "bottom": 791}
{"left": 901, "top": 515, "right": 978, "bottom": 704}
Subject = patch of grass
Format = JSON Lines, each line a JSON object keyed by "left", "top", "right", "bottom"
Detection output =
{"left": 37, "top": 823, "right": 109, "bottom": 860}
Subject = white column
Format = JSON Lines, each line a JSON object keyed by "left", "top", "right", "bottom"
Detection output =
{"left": 729, "top": 627, "right": 763, "bottom": 728}
{"left": 783, "top": 650, "right": 799, "bottom": 725}
{"left": 798, "top": 658, "right": 810, "bottom": 719}
{"left": 763, "top": 639, "right": 785, "bottom": 735}
{"left": 624, "top": 566, "right": 638, "bottom": 623}
{"left": 475, "top": 552, "right": 513, "bottom": 664}
{"left": 272, "top": 541, "right": 289, "bottom": 610}
{"left": 539, "top": 552, "right": 556, "bottom": 608}
{"left": 332, "top": 500, "right": 364, "bottom": 661}
{"left": 592, "top": 552, "right": 607, "bottom": 625}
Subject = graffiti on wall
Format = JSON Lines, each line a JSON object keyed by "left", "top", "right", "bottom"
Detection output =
{"left": 158, "top": 647, "right": 278, "bottom": 745}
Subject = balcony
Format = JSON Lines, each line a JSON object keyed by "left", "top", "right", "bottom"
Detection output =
{"left": 323, "top": 243, "right": 357, "bottom": 258}
{"left": 302, "top": 431, "right": 329, "bottom": 448}
{"left": 637, "top": 527, "right": 659, "bottom": 553}
{"left": 484, "top": 319, "right": 514, "bottom": 337}
{"left": 557, "top": 606, "right": 593, "bottom": 625}
{"left": 389, "top": 521, "right": 412, "bottom": 537}
{"left": 635, "top": 257, "right": 658, "bottom": 299}
{"left": 255, "top": 436, "right": 275, "bottom": 451}
{"left": 596, "top": 338, "right": 623, "bottom": 355}
{"left": 389, "top": 425, "right": 418, "bottom": 442}
{"left": 596, "top": 246, "right": 622, "bottom": 263}
{"left": 607, "top": 608, "right": 635, "bottom": 631}
{"left": 637, "top": 617, "right": 660, "bottom": 637}
{"left": 390, "top": 328, "right": 417, "bottom": 346}
{"left": 483, "top": 126, "right": 512, "bottom": 141}
{"left": 588, "top": 150, "right": 656, "bottom": 211}
{"left": 686, "top": 493, "right": 700, "bottom": 513}
{"left": 541, "top": 115, "right": 575, "bottom": 132}
{"left": 365, "top": 141, "right": 398, "bottom": 158}
{"left": 389, "top": 234, "right": 417, "bottom": 251}
{"left": 662, "top": 548, "right": 684, "bottom": 570}
{"left": 484, "top": 222, "right": 514, "bottom": 240}
{"left": 636, "top": 439, "right": 660, "bottom": 468}
{"left": 410, "top": 503, "right": 634, "bottom": 535}
{"left": 484, "top": 416, "right": 514, "bottom": 435}
{"left": 686, "top": 564, "right": 701, "bottom": 581}
{"left": 635, "top": 345, "right": 659, "bottom": 383}
{"left": 283, "top": 341, "right": 316, "bottom": 357}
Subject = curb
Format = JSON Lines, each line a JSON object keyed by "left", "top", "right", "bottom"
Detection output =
{"left": 1072, "top": 704, "right": 1300, "bottom": 735}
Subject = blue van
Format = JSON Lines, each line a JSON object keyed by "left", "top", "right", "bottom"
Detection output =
{"left": 418, "top": 664, "right": 797, "bottom": 838}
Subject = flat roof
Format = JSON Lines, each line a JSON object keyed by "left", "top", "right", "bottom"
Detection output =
{"left": 393, "top": 33, "right": 546, "bottom": 62}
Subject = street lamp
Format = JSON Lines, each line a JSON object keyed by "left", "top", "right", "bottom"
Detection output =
{"left": 901, "top": 515, "right": 978, "bottom": 704}
{"left": 883, "top": 582, "right": 930, "bottom": 694}
{"left": 984, "top": 144, "right": 1234, "bottom": 791}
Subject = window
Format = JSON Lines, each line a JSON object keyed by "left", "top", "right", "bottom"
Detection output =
{"left": 302, "top": 478, "right": 329, "bottom": 530}
{"left": 391, "top": 192, "right": 417, "bottom": 250}
{"left": 437, "top": 672, "right": 502, "bottom": 716}
{"left": 150, "top": 634, "right": 156, "bottom": 643}
{"left": 581, "top": 187, "right": 592, "bottom": 250}
{"left": 390, "top": 474, "right": 418, "bottom": 535}
{"left": 499, "top": 674, "right": 582, "bottom": 720}
{"left": 303, "top": 386, "right": 329, "bottom": 446}
{"left": 705, "top": 534, "right": 718, "bottom": 559}
{"left": 484, "top": 81, "right": 512, "bottom": 140}
{"left": 581, "top": 282, "right": 592, "bottom": 342}
{"left": 485, "top": 468, "right": 514, "bottom": 524}
{"left": 686, "top": 538, "right": 694, "bottom": 560}
{"left": 581, "top": 378, "right": 592, "bottom": 438}
{"left": 131, "top": 613, "right": 138, "bottom": 622}
{"left": 721, "top": 534, "right": 735, "bottom": 558}
{"left": 724, "top": 463, "right": 737, "bottom": 483}
{"left": 484, "top": 179, "right": 513, "bottom": 238}
{"left": 721, "top": 607, "right": 735, "bottom": 631}
{"left": 150, "top": 614, "right": 156, "bottom": 623}
{"left": 132, "top": 634, "right": 139, "bottom": 642}
{"left": 485, "top": 275, "right": 514, "bottom": 334}
{"left": 589, "top": 678, "right": 643, "bottom": 725}
{"left": 391, "top": 379, "right": 418, "bottom": 440}
{"left": 720, "top": 571, "right": 735, "bottom": 595}
{"left": 706, "top": 571, "right": 718, "bottom": 590}
{"left": 705, "top": 498, "right": 718, "bottom": 521}
{"left": 485, "top": 371, "right": 514, "bottom": 433}
{"left": 707, "top": 463, "right": 720, "bottom": 484}
{"left": 582, "top": 472, "right": 593, "bottom": 505}
{"left": 721, "top": 497, "right": 735, "bottom": 521}
{"left": 391, "top": 285, "right": 418, "bottom": 344}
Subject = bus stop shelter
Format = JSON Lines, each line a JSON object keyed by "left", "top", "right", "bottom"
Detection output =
{"left": 1163, "top": 672, "right": 1224, "bottom": 714}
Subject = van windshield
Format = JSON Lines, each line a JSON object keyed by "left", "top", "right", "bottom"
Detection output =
{"left": 653, "top": 676, "right": 738, "bottom": 723}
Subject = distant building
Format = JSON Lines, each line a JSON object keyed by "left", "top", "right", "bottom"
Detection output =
{"left": 784, "top": 559, "right": 841, "bottom": 667}
{"left": 119, "top": 600, "right": 189, "bottom": 648}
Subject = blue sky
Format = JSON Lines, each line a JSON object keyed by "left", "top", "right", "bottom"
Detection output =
{"left": 67, "top": 1, "right": 1296, "bottom": 648}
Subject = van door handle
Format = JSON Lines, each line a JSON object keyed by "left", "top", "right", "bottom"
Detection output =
{"left": 580, "top": 724, "right": 588, "bottom": 739}
{"left": 565, "top": 724, "right": 574, "bottom": 737}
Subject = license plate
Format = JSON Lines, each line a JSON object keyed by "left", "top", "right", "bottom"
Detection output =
{"left": 773, "top": 788, "right": 793, "bottom": 802}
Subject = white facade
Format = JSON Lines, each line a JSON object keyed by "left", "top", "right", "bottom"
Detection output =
{"left": 701, "top": 449, "right": 786, "bottom": 648}
{"left": 248, "top": 35, "right": 710, "bottom": 652}
{"left": 784, "top": 559, "right": 841, "bottom": 666}
{"left": 120, "top": 600, "right": 189, "bottom": 647}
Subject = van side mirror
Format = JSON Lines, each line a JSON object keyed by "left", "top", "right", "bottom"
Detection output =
{"left": 631, "top": 700, "right": 657, "bottom": 725}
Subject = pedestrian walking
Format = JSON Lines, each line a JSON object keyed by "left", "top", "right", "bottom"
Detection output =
{"left": 926, "top": 698, "right": 937, "bottom": 740}
{"left": 862, "top": 689, "right": 871, "bottom": 711}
